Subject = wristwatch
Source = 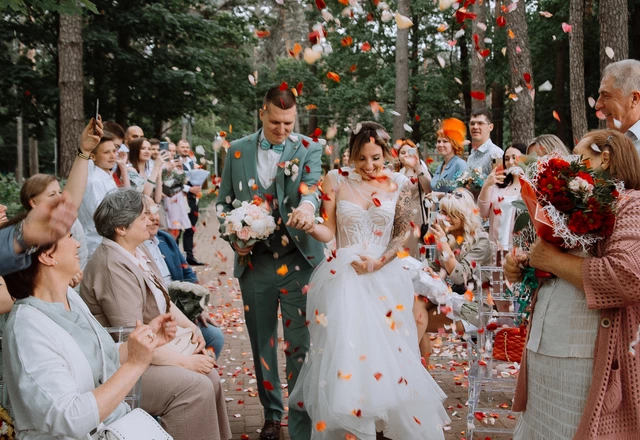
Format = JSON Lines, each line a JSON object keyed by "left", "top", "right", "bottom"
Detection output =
{"left": 14, "top": 221, "right": 39, "bottom": 255}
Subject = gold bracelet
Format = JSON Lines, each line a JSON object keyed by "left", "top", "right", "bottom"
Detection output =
{"left": 76, "top": 150, "right": 91, "bottom": 160}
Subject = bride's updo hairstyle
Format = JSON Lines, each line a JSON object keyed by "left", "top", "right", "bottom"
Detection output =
{"left": 348, "top": 121, "right": 393, "bottom": 163}
{"left": 438, "top": 188, "right": 483, "bottom": 252}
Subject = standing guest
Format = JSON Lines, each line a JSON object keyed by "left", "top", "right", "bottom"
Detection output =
{"left": 103, "top": 121, "right": 128, "bottom": 187}
{"left": 20, "top": 174, "right": 89, "bottom": 274}
{"left": 216, "top": 86, "right": 325, "bottom": 440}
{"left": 124, "top": 125, "right": 144, "bottom": 148}
{"left": 148, "top": 138, "right": 161, "bottom": 173}
{"left": 467, "top": 109, "right": 503, "bottom": 178}
{"left": 477, "top": 143, "right": 527, "bottom": 251}
{"left": 79, "top": 133, "right": 129, "bottom": 257}
{"left": 396, "top": 138, "right": 431, "bottom": 257}
{"left": 103, "top": 121, "right": 125, "bottom": 147}
{"left": 80, "top": 190, "right": 232, "bottom": 440}
{"left": 127, "top": 137, "right": 164, "bottom": 204}
{"left": 595, "top": 59, "right": 640, "bottom": 154}
{"left": 340, "top": 147, "right": 350, "bottom": 167}
{"left": 526, "top": 134, "right": 570, "bottom": 157}
{"left": 143, "top": 198, "right": 224, "bottom": 358}
{"left": 429, "top": 118, "right": 469, "bottom": 197}
{"left": 163, "top": 142, "right": 192, "bottom": 235}
{"left": 177, "top": 139, "right": 204, "bottom": 266}
{"left": 505, "top": 130, "right": 640, "bottom": 440}
{"left": 1, "top": 226, "right": 177, "bottom": 440}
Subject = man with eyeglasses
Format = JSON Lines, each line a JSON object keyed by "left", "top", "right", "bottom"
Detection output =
{"left": 467, "top": 109, "right": 503, "bottom": 178}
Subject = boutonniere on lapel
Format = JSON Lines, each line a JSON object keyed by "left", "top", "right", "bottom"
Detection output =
{"left": 279, "top": 158, "right": 300, "bottom": 180}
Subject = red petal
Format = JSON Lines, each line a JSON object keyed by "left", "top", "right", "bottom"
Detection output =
{"left": 523, "top": 72, "right": 532, "bottom": 83}
{"left": 470, "top": 91, "right": 486, "bottom": 100}
{"left": 372, "top": 197, "right": 381, "bottom": 207}
{"left": 315, "top": 0, "right": 326, "bottom": 9}
{"left": 302, "top": 139, "right": 310, "bottom": 148}
{"left": 496, "top": 15, "right": 506, "bottom": 27}
{"left": 263, "top": 380, "right": 275, "bottom": 391}
{"left": 279, "top": 81, "right": 288, "bottom": 91}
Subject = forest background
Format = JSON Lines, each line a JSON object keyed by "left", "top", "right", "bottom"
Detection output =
{"left": 0, "top": 0, "right": 639, "bottom": 212}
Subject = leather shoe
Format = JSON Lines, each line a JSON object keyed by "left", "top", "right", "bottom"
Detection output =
{"left": 259, "top": 420, "right": 281, "bottom": 440}
{"left": 186, "top": 257, "right": 205, "bottom": 266}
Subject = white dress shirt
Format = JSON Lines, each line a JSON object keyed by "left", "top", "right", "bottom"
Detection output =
{"left": 626, "top": 119, "right": 640, "bottom": 156}
{"left": 467, "top": 138, "right": 504, "bottom": 178}
{"left": 144, "top": 237, "right": 173, "bottom": 286}
{"left": 79, "top": 161, "right": 118, "bottom": 258}
{"left": 257, "top": 133, "right": 283, "bottom": 188}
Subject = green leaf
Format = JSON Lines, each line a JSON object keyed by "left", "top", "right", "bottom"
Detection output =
{"left": 513, "top": 212, "right": 531, "bottom": 233}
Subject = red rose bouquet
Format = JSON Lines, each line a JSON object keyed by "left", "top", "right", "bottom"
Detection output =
{"left": 519, "top": 152, "right": 623, "bottom": 250}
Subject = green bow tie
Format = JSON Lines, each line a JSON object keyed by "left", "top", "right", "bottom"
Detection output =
{"left": 260, "top": 138, "right": 285, "bottom": 153}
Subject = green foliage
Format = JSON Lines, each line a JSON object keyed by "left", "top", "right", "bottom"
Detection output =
{"left": 0, "top": 0, "right": 98, "bottom": 15}
{"left": 0, "top": 174, "right": 24, "bottom": 218}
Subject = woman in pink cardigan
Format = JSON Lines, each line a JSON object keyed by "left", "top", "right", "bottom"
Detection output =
{"left": 504, "top": 129, "right": 640, "bottom": 440}
{"left": 477, "top": 143, "right": 526, "bottom": 250}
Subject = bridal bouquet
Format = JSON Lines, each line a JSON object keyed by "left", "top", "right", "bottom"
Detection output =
{"left": 219, "top": 199, "right": 277, "bottom": 265}
{"left": 454, "top": 167, "right": 485, "bottom": 192}
{"left": 519, "top": 152, "right": 623, "bottom": 250}
{"left": 161, "top": 168, "right": 187, "bottom": 197}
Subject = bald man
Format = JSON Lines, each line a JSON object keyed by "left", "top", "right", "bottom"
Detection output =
{"left": 124, "top": 125, "right": 144, "bottom": 147}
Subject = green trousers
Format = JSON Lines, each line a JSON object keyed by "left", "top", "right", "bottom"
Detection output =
{"left": 238, "top": 249, "right": 313, "bottom": 440}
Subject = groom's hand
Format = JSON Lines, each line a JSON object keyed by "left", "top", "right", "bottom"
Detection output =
{"left": 287, "top": 204, "right": 315, "bottom": 232}
{"left": 233, "top": 242, "right": 254, "bottom": 256}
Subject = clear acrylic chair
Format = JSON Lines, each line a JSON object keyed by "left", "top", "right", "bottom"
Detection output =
{"left": 466, "top": 260, "right": 521, "bottom": 438}
{"left": 105, "top": 326, "right": 142, "bottom": 409}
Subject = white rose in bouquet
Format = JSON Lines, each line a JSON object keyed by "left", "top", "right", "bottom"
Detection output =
{"left": 220, "top": 199, "right": 277, "bottom": 265}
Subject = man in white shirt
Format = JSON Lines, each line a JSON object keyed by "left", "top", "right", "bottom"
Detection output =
{"left": 79, "top": 133, "right": 122, "bottom": 257}
{"left": 595, "top": 59, "right": 640, "bottom": 155}
{"left": 148, "top": 138, "right": 161, "bottom": 173}
{"left": 467, "top": 109, "right": 504, "bottom": 178}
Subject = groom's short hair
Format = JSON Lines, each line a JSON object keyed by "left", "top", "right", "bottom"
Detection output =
{"left": 263, "top": 86, "right": 297, "bottom": 111}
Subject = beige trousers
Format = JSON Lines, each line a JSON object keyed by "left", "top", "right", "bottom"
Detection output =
{"left": 140, "top": 365, "right": 232, "bottom": 440}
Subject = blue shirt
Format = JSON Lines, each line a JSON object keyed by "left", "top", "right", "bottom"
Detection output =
{"left": 430, "top": 155, "right": 468, "bottom": 193}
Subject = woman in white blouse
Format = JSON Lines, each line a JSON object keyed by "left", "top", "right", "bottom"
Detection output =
{"left": 127, "top": 137, "right": 164, "bottom": 204}
{"left": 0, "top": 218, "right": 176, "bottom": 439}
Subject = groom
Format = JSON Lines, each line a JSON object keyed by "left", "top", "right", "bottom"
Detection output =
{"left": 217, "top": 86, "right": 325, "bottom": 440}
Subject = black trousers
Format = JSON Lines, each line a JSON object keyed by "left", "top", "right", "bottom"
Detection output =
{"left": 177, "top": 193, "right": 199, "bottom": 259}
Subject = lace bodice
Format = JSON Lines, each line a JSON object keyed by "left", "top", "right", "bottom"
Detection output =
{"left": 327, "top": 169, "right": 408, "bottom": 249}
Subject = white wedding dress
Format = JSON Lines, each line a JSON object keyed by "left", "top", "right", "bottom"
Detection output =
{"left": 290, "top": 169, "right": 450, "bottom": 440}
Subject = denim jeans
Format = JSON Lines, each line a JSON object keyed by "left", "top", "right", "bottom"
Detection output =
{"left": 197, "top": 321, "right": 224, "bottom": 359}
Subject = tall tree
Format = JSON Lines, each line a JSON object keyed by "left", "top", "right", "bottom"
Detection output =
{"left": 470, "top": 0, "right": 487, "bottom": 111}
{"left": 505, "top": 2, "right": 535, "bottom": 144}
{"left": 58, "top": 14, "right": 84, "bottom": 177}
{"left": 599, "top": 0, "right": 628, "bottom": 75}
{"left": 393, "top": 0, "right": 410, "bottom": 140}
{"left": 568, "top": 0, "right": 587, "bottom": 139}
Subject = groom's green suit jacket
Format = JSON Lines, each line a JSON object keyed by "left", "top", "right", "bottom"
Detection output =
{"left": 217, "top": 130, "right": 326, "bottom": 277}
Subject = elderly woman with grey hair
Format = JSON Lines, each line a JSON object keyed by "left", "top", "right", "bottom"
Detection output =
{"left": 80, "top": 189, "right": 231, "bottom": 440}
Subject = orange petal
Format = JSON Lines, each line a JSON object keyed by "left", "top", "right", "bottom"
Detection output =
{"left": 234, "top": 150, "right": 241, "bottom": 159}
{"left": 315, "top": 421, "right": 327, "bottom": 432}
{"left": 327, "top": 72, "right": 341, "bottom": 82}
{"left": 276, "top": 264, "right": 289, "bottom": 276}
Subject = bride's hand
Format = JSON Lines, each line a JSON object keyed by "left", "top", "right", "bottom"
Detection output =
{"left": 351, "top": 255, "right": 383, "bottom": 275}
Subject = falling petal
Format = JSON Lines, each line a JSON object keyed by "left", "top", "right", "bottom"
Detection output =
{"left": 437, "top": 55, "right": 446, "bottom": 68}
{"left": 403, "top": 123, "right": 413, "bottom": 133}
{"left": 381, "top": 10, "right": 394, "bottom": 22}
{"left": 303, "top": 48, "right": 322, "bottom": 64}
{"left": 553, "top": 110, "right": 561, "bottom": 122}
{"left": 470, "top": 91, "right": 486, "bottom": 100}
{"left": 614, "top": 119, "right": 622, "bottom": 129}
{"left": 538, "top": 80, "right": 553, "bottom": 92}
{"left": 276, "top": 264, "right": 289, "bottom": 276}
{"left": 562, "top": 22, "right": 572, "bottom": 33}
{"left": 395, "top": 12, "right": 413, "bottom": 29}
{"left": 605, "top": 46, "right": 615, "bottom": 59}
{"left": 590, "top": 143, "right": 602, "bottom": 153}
{"left": 588, "top": 97, "right": 596, "bottom": 108}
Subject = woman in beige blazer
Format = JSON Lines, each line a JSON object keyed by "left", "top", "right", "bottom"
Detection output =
{"left": 80, "top": 189, "right": 231, "bottom": 440}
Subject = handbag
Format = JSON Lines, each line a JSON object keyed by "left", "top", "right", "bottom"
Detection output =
{"left": 93, "top": 409, "right": 171, "bottom": 440}
{"left": 164, "top": 325, "right": 198, "bottom": 356}
{"left": 492, "top": 327, "right": 526, "bottom": 363}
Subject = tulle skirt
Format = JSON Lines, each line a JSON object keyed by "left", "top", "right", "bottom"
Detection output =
{"left": 290, "top": 244, "right": 450, "bottom": 440}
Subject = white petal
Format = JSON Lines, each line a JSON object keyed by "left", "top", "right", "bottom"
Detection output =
{"left": 403, "top": 124, "right": 413, "bottom": 133}
{"left": 538, "top": 80, "right": 553, "bottom": 92}
{"left": 613, "top": 119, "right": 622, "bottom": 129}
{"left": 605, "top": 46, "right": 615, "bottom": 59}
{"left": 588, "top": 97, "right": 596, "bottom": 108}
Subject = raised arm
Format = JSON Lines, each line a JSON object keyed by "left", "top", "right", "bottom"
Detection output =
{"left": 64, "top": 117, "right": 103, "bottom": 209}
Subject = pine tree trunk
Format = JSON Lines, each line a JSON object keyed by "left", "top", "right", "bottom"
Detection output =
{"left": 16, "top": 115, "right": 24, "bottom": 181}
{"left": 491, "top": 81, "right": 504, "bottom": 147}
{"left": 459, "top": 31, "right": 471, "bottom": 117}
{"left": 58, "top": 14, "right": 84, "bottom": 178}
{"left": 393, "top": 0, "right": 410, "bottom": 140}
{"left": 470, "top": 0, "right": 487, "bottom": 111}
{"left": 505, "top": 2, "right": 535, "bottom": 144}
{"left": 599, "top": 0, "right": 628, "bottom": 76}
{"left": 28, "top": 132, "right": 39, "bottom": 176}
{"left": 569, "top": 0, "right": 588, "bottom": 140}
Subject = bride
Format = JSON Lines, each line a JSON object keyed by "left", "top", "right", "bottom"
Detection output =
{"left": 288, "top": 122, "right": 449, "bottom": 439}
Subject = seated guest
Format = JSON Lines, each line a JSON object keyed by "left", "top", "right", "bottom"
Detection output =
{"left": 80, "top": 189, "right": 231, "bottom": 440}
{"left": 79, "top": 133, "right": 129, "bottom": 257}
{"left": 0, "top": 220, "right": 176, "bottom": 439}
{"left": 413, "top": 189, "right": 492, "bottom": 357}
{"left": 20, "top": 174, "right": 89, "bottom": 273}
{"left": 477, "top": 143, "right": 527, "bottom": 251}
{"left": 143, "top": 197, "right": 224, "bottom": 358}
